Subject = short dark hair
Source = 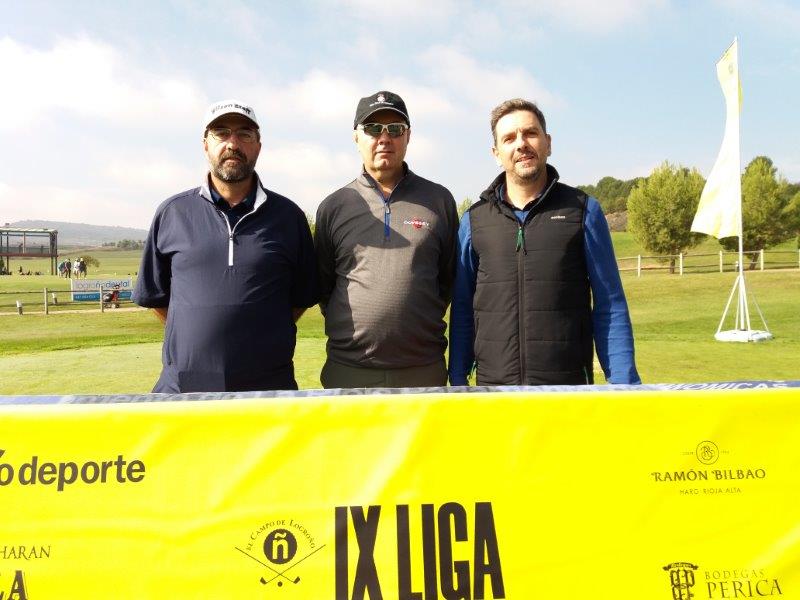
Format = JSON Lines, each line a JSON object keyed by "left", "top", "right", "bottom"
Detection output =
{"left": 490, "top": 98, "right": 547, "bottom": 142}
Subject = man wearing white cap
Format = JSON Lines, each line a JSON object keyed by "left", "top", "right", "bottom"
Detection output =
{"left": 133, "top": 100, "right": 318, "bottom": 393}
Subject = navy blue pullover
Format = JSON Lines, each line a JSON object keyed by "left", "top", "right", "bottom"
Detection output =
{"left": 133, "top": 175, "right": 318, "bottom": 392}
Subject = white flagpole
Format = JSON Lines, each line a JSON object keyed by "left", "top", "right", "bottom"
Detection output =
{"left": 710, "top": 38, "right": 771, "bottom": 343}
{"left": 735, "top": 37, "right": 749, "bottom": 333}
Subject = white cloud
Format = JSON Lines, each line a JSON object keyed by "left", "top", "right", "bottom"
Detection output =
{"left": 249, "top": 71, "right": 457, "bottom": 129}
{"left": 261, "top": 142, "right": 357, "bottom": 180}
{"left": 259, "top": 142, "right": 361, "bottom": 214}
{"left": 171, "top": 0, "right": 269, "bottom": 46}
{"left": 103, "top": 154, "right": 199, "bottom": 193}
{"left": 256, "top": 70, "right": 363, "bottom": 125}
{"left": 712, "top": 0, "right": 800, "bottom": 31}
{"left": 418, "top": 46, "right": 559, "bottom": 114}
{"left": 0, "top": 37, "right": 207, "bottom": 131}
{"left": 341, "top": 35, "right": 383, "bottom": 67}
{"left": 498, "top": 0, "right": 667, "bottom": 32}
{"left": 333, "top": 0, "right": 458, "bottom": 20}
{"left": 378, "top": 79, "right": 457, "bottom": 120}
{"left": 404, "top": 133, "right": 438, "bottom": 164}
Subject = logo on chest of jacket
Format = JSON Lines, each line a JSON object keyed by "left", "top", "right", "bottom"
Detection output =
{"left": 403, "top": 218, "right": 431, "bottom": 230}
{"left": 550, "top": 215, "right": 566, "bottom": 220}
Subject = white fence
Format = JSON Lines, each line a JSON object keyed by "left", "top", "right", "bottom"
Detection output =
{"left": 618, "top": 249, "right": 800, "bottom": 276}
{"left": 0, "top": 287, "right": 135, "bottom": 315}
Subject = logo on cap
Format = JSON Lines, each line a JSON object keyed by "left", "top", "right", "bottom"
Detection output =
{"left": 376, "top": 94, "right": 386, "bottom": 103}
{"left": 213, "top": 103, "right": 252, "bottom": 116}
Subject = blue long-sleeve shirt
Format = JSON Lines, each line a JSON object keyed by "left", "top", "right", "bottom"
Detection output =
{"left": 448, "top": 195, "right": 641, "bottom": 385}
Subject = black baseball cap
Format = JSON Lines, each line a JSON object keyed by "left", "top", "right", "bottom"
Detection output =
{"left": 353, "top": 91, "right": 410, "bottom": 128}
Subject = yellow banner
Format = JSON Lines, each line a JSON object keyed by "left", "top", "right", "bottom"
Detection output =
{"left": 1, "top": 387, "right": 799, "bottom": 599}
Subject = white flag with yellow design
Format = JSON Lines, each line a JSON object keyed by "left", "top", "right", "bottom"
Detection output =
{"left": 691, "top": 38, "right": 743, "bottom": 239}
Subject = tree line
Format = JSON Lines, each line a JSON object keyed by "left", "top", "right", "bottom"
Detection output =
{"left": 102, "top": 239, "right": 145, "bottom": 250}
{"left": 616, "top": 157, "right": 799, "bottom": 268}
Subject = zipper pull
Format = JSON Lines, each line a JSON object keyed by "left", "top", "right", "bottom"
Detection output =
{"left": 515, "top": 225, "right": 524, "bottom": 253}
{"left": 469, "top": 360, "right": 477, "bottom": 383}
{"left": 384, "top": 203, "right": 391, "bottom": 239}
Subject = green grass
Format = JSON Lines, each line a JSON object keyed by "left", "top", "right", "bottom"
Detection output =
{"left": 0, "top": 306, "right": 327, "bottom": 394}
{"left": 1, "top": 247, "right": 798, "bottom": 394}
{"left": 622, "top": 270, "right": 799, "bottom": 382}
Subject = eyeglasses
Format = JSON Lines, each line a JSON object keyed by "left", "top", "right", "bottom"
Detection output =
{"left": 358, "top": 122, "right": 409, "bottom": 138}
{"left": 207, "top": 127, "right": 259, "bottom": 143}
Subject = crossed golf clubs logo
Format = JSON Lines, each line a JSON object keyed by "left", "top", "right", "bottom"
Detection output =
{"left": 236, "top": 528, "right": 325, "bottom": 589}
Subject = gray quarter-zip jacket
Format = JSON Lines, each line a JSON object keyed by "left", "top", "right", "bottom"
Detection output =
{"left": 315, "top": 166, "right": 458, "bottom": 369}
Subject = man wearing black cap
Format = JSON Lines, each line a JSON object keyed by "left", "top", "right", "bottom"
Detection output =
{"left": 133, "top": 99, "right": 318, "bottom": 393}
{"left": 314, "top": 91, "right": 459, "bottom": 388}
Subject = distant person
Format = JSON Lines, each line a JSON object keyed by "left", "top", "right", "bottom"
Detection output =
{"left": 64, "top": 258, "right": 72, "bottom": 279}
{"left": 449, "top": 98, "right": 640, "bottom": 386}
{"left": 315, "top": 91, "right": 458, "bottom": 388}
{"left": 76, "top": 257, "right": 87, "bottom": 278}
{"left": 133, "top": 99, "right": 318, "bottom": 393}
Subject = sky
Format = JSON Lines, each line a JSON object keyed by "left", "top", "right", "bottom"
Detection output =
{"left": 1, "top": 0, "right": 798, "bottom": 230}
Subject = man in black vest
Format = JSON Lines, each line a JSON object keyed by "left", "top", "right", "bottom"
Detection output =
{"left": 449, "top": 98, "right": 640, "bottom": 386}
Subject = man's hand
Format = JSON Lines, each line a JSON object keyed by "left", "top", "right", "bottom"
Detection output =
{"left": 152, "top": 307, "right": 168, "bottom": 325}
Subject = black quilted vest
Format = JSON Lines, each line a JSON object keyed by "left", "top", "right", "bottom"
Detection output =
{"left": 469, "top": 167, "right": 593, "bottom": 385}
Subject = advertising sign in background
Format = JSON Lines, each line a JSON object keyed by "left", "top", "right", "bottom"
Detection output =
{"left": 0, "top": 387, "right": 798, "bottom": 598}
{"left": 70, "top": 278, "right": 133, "bottom": 301}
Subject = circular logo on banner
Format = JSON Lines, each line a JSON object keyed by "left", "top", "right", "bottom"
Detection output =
{"left": 236, "top": 517, "right": 323, "bottom": 589}
{"left": 696, "top": 441, "right": 719, "bottom": 465}
{"left": 263, "top": 529, "right": 298, "bottom": 565}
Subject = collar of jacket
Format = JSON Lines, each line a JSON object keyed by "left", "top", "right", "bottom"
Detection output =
{"left": 199, "top": 172, "right": 268, "bottom": 211}
{"left": 357, "top": 162, "right": 412, "bottom": 191}
{"left": 480, "top": 163, "right": 561, "bottom": 211}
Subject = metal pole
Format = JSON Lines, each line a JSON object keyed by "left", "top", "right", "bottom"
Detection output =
{"left": 719, "top": 250, "right": 723, "bottom": 273}
{"left": 679, "top": 253, "right": 684, "bottom": 276}
{"left": 100, "top": 285, "right": 105, "bottom": 313}
{"left": 637, "top": 255, "right": 641, "bottom": 277}
{"left": 44, "top": 287, "right": 48, "bottom": 315}
{"left": 760, "top": 249, "right": 764, "bottom": 271}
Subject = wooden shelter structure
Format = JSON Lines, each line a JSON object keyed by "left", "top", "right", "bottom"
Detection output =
{"left": 0, "top": 227, "right": 59, "bottom": 275}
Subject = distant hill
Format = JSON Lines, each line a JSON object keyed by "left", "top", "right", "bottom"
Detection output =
{"left": 7, "top": 220, "right": 148, "bottom": 247}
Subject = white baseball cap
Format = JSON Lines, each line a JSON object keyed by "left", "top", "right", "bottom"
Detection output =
{"left": 203, "top": 99, "right": 259, "bottom": 129}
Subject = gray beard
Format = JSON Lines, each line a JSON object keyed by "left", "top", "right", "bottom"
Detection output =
{"left": 212, "top": 161, "right": 255, "bottom": 183}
